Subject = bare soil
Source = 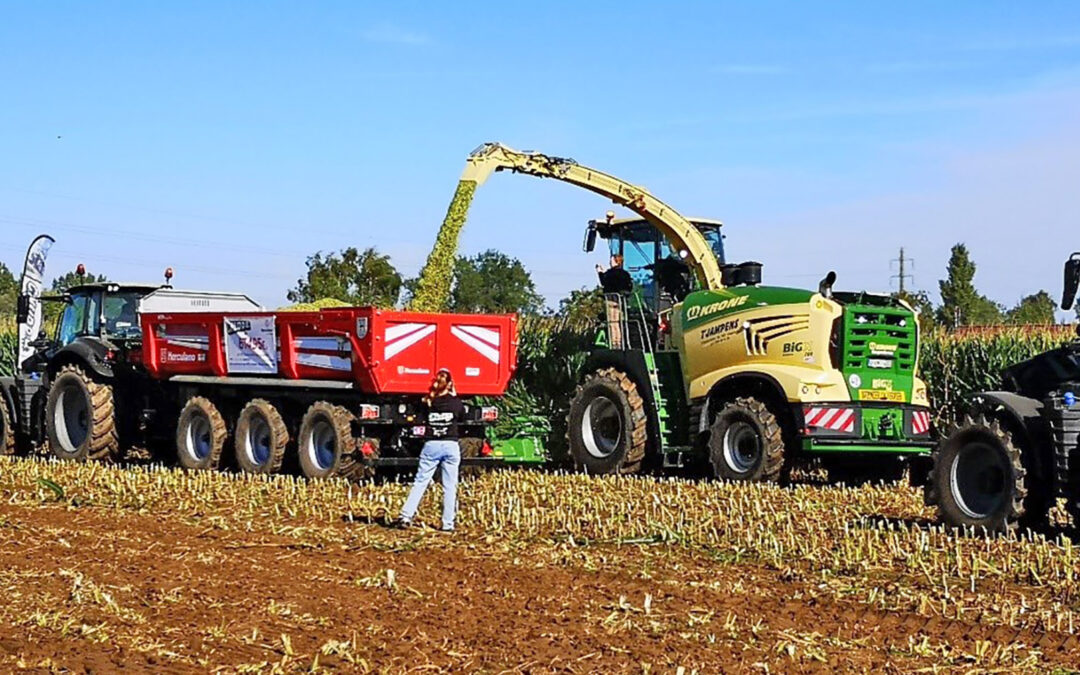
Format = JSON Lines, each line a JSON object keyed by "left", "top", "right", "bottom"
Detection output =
{"left": 0, "top": 501, "right": 1076, "bottom": 673}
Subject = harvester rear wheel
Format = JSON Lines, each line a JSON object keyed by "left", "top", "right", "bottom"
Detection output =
{"left": 297, "top": 402, "right": 355, "bottom": 479}
{"left": 927, "top": 415, "right": 1026, "bottom": 534}
{"left": 234, "top": 399, "right": 288, "bottom": 474}
{"left": 45, "top": 365, "right": 119, "bottom": 462}
{"left": 176, "top": 396, "right": 227, "bottom": 471}
{"left": 1, "top": 392, "right": 16, "bottom": 456}
{"left": 566, "top": 368, "right": 648, "bottom": 475}
{"left": 707, "top": 396, "right": 785, "bottom": 483}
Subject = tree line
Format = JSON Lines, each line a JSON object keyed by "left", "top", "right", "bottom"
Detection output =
{"left": 0, "top": 241, "right": 1060, "bottom": 327}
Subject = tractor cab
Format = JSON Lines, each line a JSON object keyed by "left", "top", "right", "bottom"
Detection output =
{"left": 53, "top": 283, "right": 163, "bottom": 348}
{"left": 584, "top": 214, "right": 725, "bottom": 316}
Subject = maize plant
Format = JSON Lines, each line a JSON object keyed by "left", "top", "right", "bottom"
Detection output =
{"left": 409, "top": 179, "right": 478, "bottom": 313}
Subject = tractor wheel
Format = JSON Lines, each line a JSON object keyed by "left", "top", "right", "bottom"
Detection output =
{"left": 927, "top": 415, "right": 1027, "bottom": 533}
{"left": 234, "top": 399, "right": 288, "bottom": 474}
{"left": 566, "top": 368, "right": 648, "bottom": 475}
{"left": 45, "top": 365, "right": 119, "bottom": 462}
{"left": 176, "top": 397, "right": 227, "bottom": 471}
{"left": 707, "top": 397, "right": 785, "bottom": 482}
{"left": 1, "top": 392, "right": 16, "bottom": 456}
{"left": 297, "top": 402, "right": 355, "bottom": 479}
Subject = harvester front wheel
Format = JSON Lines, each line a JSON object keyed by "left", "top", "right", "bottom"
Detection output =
{"left": 567, "top": 368, "right": 648, "bottom": 475}
{"left": 234, "top": 399, "right": 288, "bottom": 474}
{"left": 45, "top": 365, "right": 119, "bottom": 462}
{"left": 927, "top": 415, "right": 1026, "bottom": 533}
{"left": 176, "top": 397, "right": 227, "bottom": 471}
{"left": 298, "top": 402, "right": 355, "bottom": 479}
{"left": 1, "top": 392, "right": 16, "bottom": 456}
{"left": 708, "top": 397, "right": 785, "bottom": 482}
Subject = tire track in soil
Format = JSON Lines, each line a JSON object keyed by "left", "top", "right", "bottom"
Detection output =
{"left": 0, "top": 503, "right": 1073, "bottom": 673}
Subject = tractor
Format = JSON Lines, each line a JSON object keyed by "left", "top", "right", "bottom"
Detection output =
{"left": 926, "top": 253, "right": 1080, "bottom": 532}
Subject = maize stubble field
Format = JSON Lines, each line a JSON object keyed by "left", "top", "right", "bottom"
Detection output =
{"left": 2, "top": 457, "right": 1080, "bottom": 673}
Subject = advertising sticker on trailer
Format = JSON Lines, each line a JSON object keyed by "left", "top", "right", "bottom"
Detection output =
{"left": 224, "top": 316, "right": 278, "bottom": 375}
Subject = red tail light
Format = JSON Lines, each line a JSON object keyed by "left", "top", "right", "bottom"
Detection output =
{"left": 359, "top": 440, "right": 376, "bottom": 457}
{"left": 480, "top": 441, "right": 493, "bottom": 456}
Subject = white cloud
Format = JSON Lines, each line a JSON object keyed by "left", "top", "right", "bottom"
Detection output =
{"left": 361, "top": 23, "right": 429, "bottom": 46}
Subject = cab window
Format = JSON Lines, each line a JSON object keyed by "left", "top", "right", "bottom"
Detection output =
{"left": 57, "top": 293, "right": 91, "bottom": 346}
{"left": 103, "top": 292, "right": 142, "bottom": 338}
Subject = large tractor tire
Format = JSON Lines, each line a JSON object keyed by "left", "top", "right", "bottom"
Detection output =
{"left": 707, "top": 396, "right": 785, "bottom": 482}
{"left": 566, "top": 368, "right": 648, "bottom": 475}
{"left": 234, "top": 399, "right": 288, "bottom": 474}
{"left": 45, "top": 365, "right": 119, "bottom": 462}
{"left": 176, "top": 397, "right": 228, "bottom": 471}
{"left": 926, "top": 415, "right": 1028, "bottom": 533}
{"left": 297, "top": 402, "right": 356, "bottom": 479}
{"left": 1, "top": 392, "right": 16, "bottom": 456}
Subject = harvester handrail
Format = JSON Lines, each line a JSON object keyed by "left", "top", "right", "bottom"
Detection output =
{"left": 461, "top": 142, "right": 725, "bottom": 290}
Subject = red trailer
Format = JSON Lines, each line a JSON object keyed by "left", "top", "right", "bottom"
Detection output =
{"left": 133, "top": 304, "right": 519, "bottom": 477}
{"left": 141, "top": 307, "right": 518, "bottom": 396}
{"left": 9, "top": 280, "right": 520, "bottom": 479}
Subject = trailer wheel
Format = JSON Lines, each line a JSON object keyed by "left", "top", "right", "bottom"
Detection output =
{"left": 298, "top": 402, "right": 355, "bottom": 479}
{"left": 928, "top": 415, "right": 1026, "bottom": 534}
{"left": 45, "top": 364, "right": 119, "bottom": 462}
{"left": 234, "top": 399, "right": 288, "bottom": 474}
{"left": 566, "top": 368, "right": 648, "bottom": 475}
{"left": 340, "top": 436, "right": 379, "bottom": 481}
{"left": 707, "top": 396, "right": 785, "bottom": 482}
{"left": 459, "top": 436, "right": 488, "bottom": 477}
{"left": 1, "top": 391, "right": 16, "bottom": 456}
{"left": 176, "top": 397, "right": 227, "bottom": 471}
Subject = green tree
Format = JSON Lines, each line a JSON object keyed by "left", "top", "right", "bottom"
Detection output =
{"left": 0, "top": 263, "right": 17, "bottom": 318}
{"left": 1007, "top": 291, "right": 1056, "bottom": 325}
{"left": 50, "top": 270, "right": 108, "bottom": 292}
{"left": 450, "top": 249, "right": 544, "bottom": 315}
{"left": 557, "top": 286, "right": 604, "bottom": 325}
{"left": 936, "top": 243, "right": 1003, "bottom": 328}
{"left": 287, "top": 247, "right": 402, "bottom": 308}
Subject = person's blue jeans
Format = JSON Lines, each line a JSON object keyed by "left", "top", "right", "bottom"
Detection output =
{"left": 399, "top": 439, "right": 461, "bottom": 530}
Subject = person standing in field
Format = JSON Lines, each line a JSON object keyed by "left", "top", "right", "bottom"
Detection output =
{"left": 393, "top": 368, "right": 465, "bottom": 532}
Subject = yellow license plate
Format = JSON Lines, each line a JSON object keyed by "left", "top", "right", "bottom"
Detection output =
{"left": 858, "top": 389, "right": 906, "bottom": 402}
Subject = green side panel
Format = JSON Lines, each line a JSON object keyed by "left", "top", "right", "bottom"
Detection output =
{"left": 681, "top": 286, "right": 816, "bottom": 330}
{"left": 839, "top": 303, "right": 918, "bottom": 402}
{"left": 490, "top": 416, "right": 550, "bottom": 464}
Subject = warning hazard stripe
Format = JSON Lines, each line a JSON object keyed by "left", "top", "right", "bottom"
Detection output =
{"left": 911, "top": 410, "right": 932, "bottom": 435}
{"left": 803, "top": 406, "right": 856, "bottom": 433}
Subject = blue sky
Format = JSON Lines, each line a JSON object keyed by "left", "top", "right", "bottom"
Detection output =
{"left": 2, "top": 2, "right": 1079, "bottom": 313}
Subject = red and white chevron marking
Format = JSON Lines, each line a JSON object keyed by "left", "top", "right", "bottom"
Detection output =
{"left": 803, "top": 406, "right": 855, "bottom": 433}
{"left": 911, "top": 410, "right": 932, "bottom": 435}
